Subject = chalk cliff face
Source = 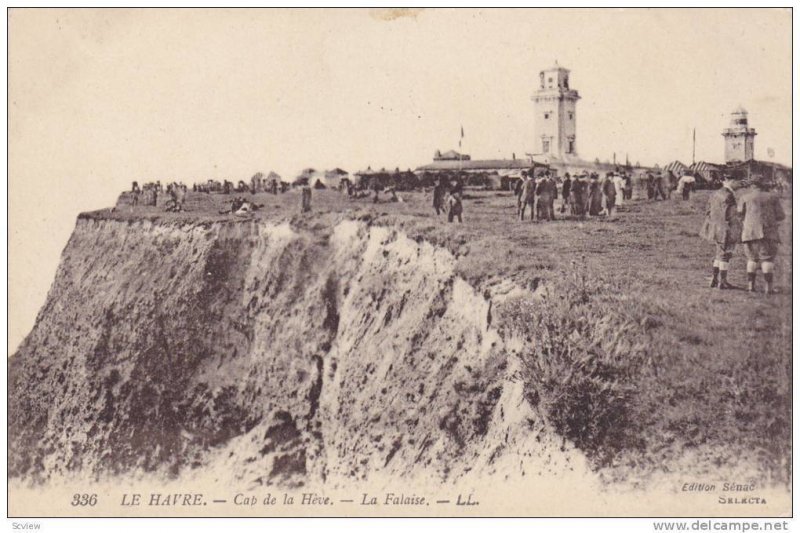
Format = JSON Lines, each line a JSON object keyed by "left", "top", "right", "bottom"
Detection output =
{"left": 9, "top": 215, "right": 582, "bottom": 487}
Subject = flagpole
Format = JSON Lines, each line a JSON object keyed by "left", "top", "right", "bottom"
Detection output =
{"left": 692, "top": 127, "right": 696, "bottom": 165}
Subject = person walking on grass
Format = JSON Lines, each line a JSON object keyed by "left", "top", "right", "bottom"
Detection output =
{"left": 301, "top": 185, "right": 312, "bottom": 213}
{"left": 514, "top": 175, "right": 524, "bottom": 212}
{"left": 518, "top": 173, "right": 536, "bottom": 221}
{"left": 623, "top": 172, "right": 633, "bottom": 201}
{"left": 602, "top": 173, "right": 617, "bottom": 216}
{"left": 570, "top": 173, "right": 588, "bottom": 217}
{"left": 677, "top": 170, "right": 696, "bottom": 201}
{"left": 561, "top": 173, "right": 572, "bottom": 214}
{"left": 699, "top": 175, "right": 743, "bottom": 289}
{"left": 738, "top": 175, "right": 785, "bottom": 294}
{"left": 613, "top": 172, "right": 626, "bottom": 206}
{"left": 535, "top": 171, "right": 556, "bottom": 221}
{"left": 645, "top": 172, "right": 656, "bottom": 200}
{"left": 653, "top": 171, "right": 667, "bottom": 200}
{"left": 587, "top": 173, "right": 604, "bottom": 216}
{"left": 446, "top": 190, "right": 463, "bottom": 223}
{"left": 433, "top": 176, "right": 447, "bottom": 216}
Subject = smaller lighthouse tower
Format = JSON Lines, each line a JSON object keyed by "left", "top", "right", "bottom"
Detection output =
{"left": 722, "top": 106, "right": 756, "bottom": 163}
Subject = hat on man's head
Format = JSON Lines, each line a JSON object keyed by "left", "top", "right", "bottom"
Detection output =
{"left": 722, "top": 174, "right": 745, "bottom": 188}
{"left": 751, "top": 174, "right": 772, "bottom": 190}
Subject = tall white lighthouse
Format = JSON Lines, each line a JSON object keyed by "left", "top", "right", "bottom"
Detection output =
{"left": 531, "top": 62, "right": 580, "bottom": 159}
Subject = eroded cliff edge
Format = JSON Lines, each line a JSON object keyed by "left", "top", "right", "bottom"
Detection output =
{"left": 9, "top": 215, "right": 584, "bottom": 488}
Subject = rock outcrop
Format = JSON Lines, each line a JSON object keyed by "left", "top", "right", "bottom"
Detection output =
{"left": 9, "top": 215, "right": 584, "bottom": 488}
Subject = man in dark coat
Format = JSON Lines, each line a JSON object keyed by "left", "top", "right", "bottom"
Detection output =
{"left": 699, "top": 175, "right": 742, "bottom": 289}
{"left": 653, "top": 172, "right": 666, "bottom": 200}
{"left": 131, "top": 181, "right": 141, "bottom": 208}
{"left": 623, "top": 173, "right": 633, "bottom": 200}
{"left": 518, "top": 174, "right": 536, "bottom": 221}
{"left": 433, "top": 176, "right": 447, "bottom": 216}
{"left": 446, "top": 191, "right": 463, "bottom": 223}
{"left": 645, "top": 173, "right": 656, "bottom": 200}
{"left": 536, "top": 172, "right": 556, "bottom": 221}
{"left": 301, "top": 185, "right": 312, "bottom": 212}
{"left": 602, "top": 173, "right": 617, "bottom": 216}
{"left": 738, "top": 176, "right": 785, "bottom": 294}
{"left": 586, "top": 173, "right": 603, "bottom": 216}
{"left": 561, "top": 173, "right": 572, "bottom": 213}
{"left": 570, "top": 173, "right": 587, "bottom": 216}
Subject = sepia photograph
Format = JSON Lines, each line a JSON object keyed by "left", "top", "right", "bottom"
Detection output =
{"left": 6, "top": 6, "right": 793, "bottom": 523}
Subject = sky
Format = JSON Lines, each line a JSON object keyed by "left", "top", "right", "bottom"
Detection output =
{"left": 8, "top": 8, "right": 792, "bottom": 352}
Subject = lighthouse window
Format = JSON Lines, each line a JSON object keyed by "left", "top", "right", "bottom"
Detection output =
{"left": 542, "top": 139, "right": 550, "bottom": 153}
{"left": 567, "top": 140, "right": 574, "bottom": 153}
{"left": 544, "top": 112, "right": 550, "bottom": 120}
{"left": 568, "top": 112, "right": 573, "bottom": 120}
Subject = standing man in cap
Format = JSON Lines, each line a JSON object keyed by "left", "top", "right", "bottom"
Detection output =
{"left": 560, "top": 173, "right": 572, "bottom": 213}
{"left": 518, "top": 171, "right": 536, "bottom": 221}
{"left": 535, "top": 170, "right": 556, "bottom": 221}
{"left": 738, "top": 176, "right": 785, "bottom": 294}
{"left": 677, "top": 170, "right": 696, "bottom": 201}
{"left": 699, "top": 175, "right": 743, "bottom": 289}
{"left": 570, "top": 172, "right": 587, "bottom": 216}
{"left": 653, "top": 171, "right": 667, "bottom": 200}
{"left": 612, "top": 172, "right": 626, "bottom": 206}
{"left": 301, "top": 184, "right": 312, "bottom": 213}
{"left": 645, "top": 172, "right": 656, "bottom": 200}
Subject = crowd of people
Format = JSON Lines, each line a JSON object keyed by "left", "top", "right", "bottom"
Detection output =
{"left": 129, "top": 173, "right": 289, "bottom": 213}
{"left": 511, "top": 169, "right": 636, "bottom": 222}
{"left": 123, "top": 163, "right": 785, "bottom": 294}
{"left": 130, "top": 181, "right": 189, "bottom": 212}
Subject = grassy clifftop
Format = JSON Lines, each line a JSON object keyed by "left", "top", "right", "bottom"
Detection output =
{"left": 15, "top": 186, "right": 792, "bottom": 489}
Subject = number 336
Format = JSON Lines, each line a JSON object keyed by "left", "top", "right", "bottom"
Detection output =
{"left": 71, "top": 493, "right": 97, "bottom": 506}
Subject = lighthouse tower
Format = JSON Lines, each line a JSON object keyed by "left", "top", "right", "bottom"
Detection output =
{"left": 532, "top": 62, "right": 580, "bottom": 159}
{"left": 722, "top": 106, "right": 756, "bottom": 163}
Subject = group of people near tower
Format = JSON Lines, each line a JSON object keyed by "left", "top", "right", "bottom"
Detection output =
{"left": 642, "top": 169, "right": 697, "bottom": 201}
{"left": 514, "top": 169, "right": 634, "bottom": 221}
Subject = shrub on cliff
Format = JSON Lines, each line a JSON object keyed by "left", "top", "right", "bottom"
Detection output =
{"left": 497, "top": 266, "right": 651, "bottom": 469}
